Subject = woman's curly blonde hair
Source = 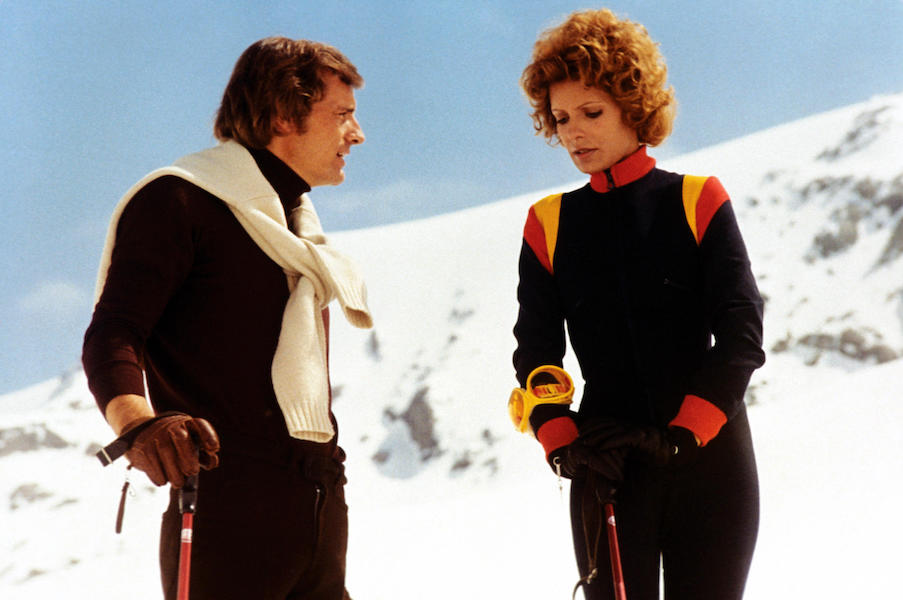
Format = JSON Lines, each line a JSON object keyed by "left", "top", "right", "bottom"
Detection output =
{"left": 521, "top": 9, "right": 675, "bottom": 146}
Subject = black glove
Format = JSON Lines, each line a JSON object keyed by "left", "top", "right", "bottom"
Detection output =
{"left": 576, "top": 417, "right": 700, "bottom": 467}
{"left": 542, "top": 414, "right": 631, "bottom": 485}
{"left": 558, "top": 441, "right": 629, "bottom": 483}
{"left": 661, "top": 426, "right": 700, "bottom": 466}
{"left": 529, "top": 403, "right": 581, "bottom": 478}
{"left": 124, "top": 413, "right": 220, "bottom": 488}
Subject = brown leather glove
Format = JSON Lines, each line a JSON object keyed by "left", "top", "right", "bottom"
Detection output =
{"left": 124, "top": 414, "right": 220, "bottom": 488}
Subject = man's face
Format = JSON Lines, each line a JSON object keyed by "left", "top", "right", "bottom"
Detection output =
{"left": 268, "top": 72, "right": 365, "bottom": 187}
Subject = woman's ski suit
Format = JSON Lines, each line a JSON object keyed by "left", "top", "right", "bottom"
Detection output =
{"left": 513, "top": 146, "right": 765, "bottom": 599}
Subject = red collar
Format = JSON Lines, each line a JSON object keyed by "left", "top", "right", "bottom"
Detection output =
{"left": 589, "top": 146, "right": 656, "bottom": 193}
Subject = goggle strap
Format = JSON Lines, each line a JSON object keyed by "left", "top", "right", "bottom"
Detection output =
{"left": 532, "top": 383, "right": 570, "bottom": 398}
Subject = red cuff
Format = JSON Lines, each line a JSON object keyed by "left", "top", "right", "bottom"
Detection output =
{"left": 669, "top": 395, "right": 727, "bottom": 446}
{"left": 535, "top": 416, "right": 579, "bottom": 457}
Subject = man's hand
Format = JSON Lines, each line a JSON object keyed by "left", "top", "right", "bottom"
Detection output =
{"left": 123, "top": 414, "right": 220, "bottom": 488}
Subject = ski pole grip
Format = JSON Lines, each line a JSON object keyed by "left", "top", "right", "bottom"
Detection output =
{"left": 179, "top": 473, "right": 199, "bottom": 514}
{"left": 95, "top": 411, "right": 186, "bottom": 466}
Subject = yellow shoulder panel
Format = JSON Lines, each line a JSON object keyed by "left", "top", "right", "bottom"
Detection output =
{"left": 681, "top": 175, "right": 708, "bottom": 244}
{"left": 532, "top": 193, "right": 563, "bottom": 270}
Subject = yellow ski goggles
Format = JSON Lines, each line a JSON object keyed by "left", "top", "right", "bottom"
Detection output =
{"left": 508, "top": 365, "right": 574, "bottom": 434}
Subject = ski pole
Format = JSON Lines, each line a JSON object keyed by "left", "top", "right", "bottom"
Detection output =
{"left": 177, "top": 473, "right": 199, "bottom": 600}
{"left": 604, "top": 502, "right": 627, "bottom": 600}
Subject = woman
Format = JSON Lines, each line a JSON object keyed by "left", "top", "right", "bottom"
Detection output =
{"left": 512, "top": 9, "right": 765, "bottom": 600}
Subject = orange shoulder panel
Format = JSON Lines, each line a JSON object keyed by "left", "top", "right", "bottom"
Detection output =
{"left": 681, "top": 176, "right": 729, "bottom": 245}
{"left": 522, "top": 194, "right": 562, "bottom": 273}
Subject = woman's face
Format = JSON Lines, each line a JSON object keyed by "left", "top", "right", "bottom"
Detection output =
{"left": 549, "top": 80, "right": 639, "bottom": 174}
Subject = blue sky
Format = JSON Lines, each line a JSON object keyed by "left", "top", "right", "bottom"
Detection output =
{"left": 2, "top": 0, "right": 902, "bottom": 394}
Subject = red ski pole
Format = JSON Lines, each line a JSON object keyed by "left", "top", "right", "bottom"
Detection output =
{"left": 177, "top": 473, "right": 199, "bottom": 600}
{"left": 604, "top": 503, "right": 627, "bottom": 600}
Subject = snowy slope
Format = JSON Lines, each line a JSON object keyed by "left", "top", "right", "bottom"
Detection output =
{"left": 2, "top": 92, "right": 902, "bottom": 599}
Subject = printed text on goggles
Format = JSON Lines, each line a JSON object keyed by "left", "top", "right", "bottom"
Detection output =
{"left": 508, "top": 365, "right": 574, "bottom": 435}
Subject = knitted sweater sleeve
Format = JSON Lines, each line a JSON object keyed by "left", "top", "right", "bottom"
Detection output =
{"left": 82, "top": 177, "right": 194, "bottom": 414}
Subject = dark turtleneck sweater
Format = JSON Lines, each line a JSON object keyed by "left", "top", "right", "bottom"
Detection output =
{"left": 83, "top": 146, "right": 339, "bottom": 459}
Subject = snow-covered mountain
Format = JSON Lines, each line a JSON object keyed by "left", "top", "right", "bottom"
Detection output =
{"left": 3, "top": 92, "right": 902, "bottom": 599}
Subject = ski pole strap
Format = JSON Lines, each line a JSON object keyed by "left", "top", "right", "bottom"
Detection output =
{"left": 572, "top": 471, "right": 603, "bottom": 599}
{"left": 115, "top": 466, "right": 133, "bottom": 534}
{"left": 96, "top": 411, "right": 186, "bottom": 466}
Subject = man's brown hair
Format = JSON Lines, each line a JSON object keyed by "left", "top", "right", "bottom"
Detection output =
{"left": 521, "top": 9, "right": 675, "bottom": 146}
{"left": 214, "top": 37, "right": 363, "bottom": 148}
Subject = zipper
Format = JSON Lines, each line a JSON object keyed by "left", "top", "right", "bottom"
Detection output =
{"left": 605, "top": 169, "right": 616, "bottom": 191}
{"left": 552, "top": 455, "right": 564, "bottom": 500}
{"left": 312, "top": 484, "right": 325, "bottom": 547}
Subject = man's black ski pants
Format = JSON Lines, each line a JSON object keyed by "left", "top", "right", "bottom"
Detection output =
{"left": 160, "top": 449, "right": 350, "bottom": 600}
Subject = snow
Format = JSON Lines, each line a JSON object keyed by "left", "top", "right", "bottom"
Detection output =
{"left": 2, "top": 92, "right": 903, "bottom": 599}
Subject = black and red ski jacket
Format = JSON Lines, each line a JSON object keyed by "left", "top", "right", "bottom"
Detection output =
{"left": 512, "top": 146, "right": 765, "bottom": 456}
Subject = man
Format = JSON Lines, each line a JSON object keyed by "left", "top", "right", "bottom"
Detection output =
{"left": 83, "top": 37, "right": 372, "bottom": 600}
